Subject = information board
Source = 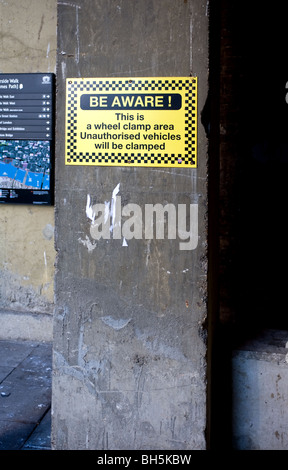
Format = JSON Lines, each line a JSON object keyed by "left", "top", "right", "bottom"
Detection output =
{"left": 0, "top": 73, "right": 54, "bottom": 204}
{"left": 65, "top": 77, "right": 197, "bottom": 168}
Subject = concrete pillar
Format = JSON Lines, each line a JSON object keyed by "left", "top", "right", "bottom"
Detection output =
{"left": 52, "top": 0, "right": 210, "bottom": 450}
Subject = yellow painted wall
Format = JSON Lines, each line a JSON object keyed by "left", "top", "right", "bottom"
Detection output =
{"left": 0, "top": 0, "right": 56, "bottom": 317}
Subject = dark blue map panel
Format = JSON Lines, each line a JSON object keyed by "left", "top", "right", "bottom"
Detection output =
{"left": 0, "top": 73, "right": 54, "bottom": 205}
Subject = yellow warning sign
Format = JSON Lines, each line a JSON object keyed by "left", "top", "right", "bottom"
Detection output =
{"left": 65, "top": 77, "right": 197, "bottom": 167}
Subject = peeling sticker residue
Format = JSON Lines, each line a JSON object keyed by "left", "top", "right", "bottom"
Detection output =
{"left": 86, "top": 184, "right": 122, "bottom": 248}
{"left": 104, "top": 201, "right": 110, "bottom": 224}
{"left": 86, "top": 194, "right": 95, "bottom": 222}
{"left": 110, "top": 183, "right": 120, "bottom": 233}
{"left": 78, "top": 235, "right": 97, "bottom": 252}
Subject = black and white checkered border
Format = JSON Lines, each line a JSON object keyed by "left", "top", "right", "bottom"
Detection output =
{"left": 67, "top": 78, "right": 194, "bottom": 92}
{"left": 66, "top": 152, "right": 192, "bottom": 165}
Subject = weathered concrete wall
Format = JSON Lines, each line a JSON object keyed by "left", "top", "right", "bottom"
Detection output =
{"left": 232, "top": 330, "right": 288, "bottom": 450}
{"left": 53, "top": 0, "right": 209, "bottom": 450}
{"left": 0, "top": 0, "right": 57, "bottom": 341}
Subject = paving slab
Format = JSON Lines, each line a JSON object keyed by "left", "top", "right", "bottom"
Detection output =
{"left": 0, "top": 366, "right": 13, "bottom": 383}
{"left": 0, "top": 340, "right": 37, "bottom": 368}
{"left": 0, "top": 340, "right": 52, "bottom": 450}
{"left": 0, "top": 420, "right": 36, "bottom": 450}
{"left": 22, "top": 409, "right": 51, "bottom": 450}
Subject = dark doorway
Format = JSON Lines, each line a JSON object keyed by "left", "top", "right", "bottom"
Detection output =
{"left": 218, "top": 1, "right": 288, "bottom": 339}
{"left": 210, "top": 1, "right": 288, "bottom": 449}
{"left": 236, "top": 4, "right": 288, "bottom": 335}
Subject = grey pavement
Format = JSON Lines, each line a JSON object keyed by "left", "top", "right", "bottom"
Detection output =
{"left": 0, "top": 339, "right": 52, "bottom": 450}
